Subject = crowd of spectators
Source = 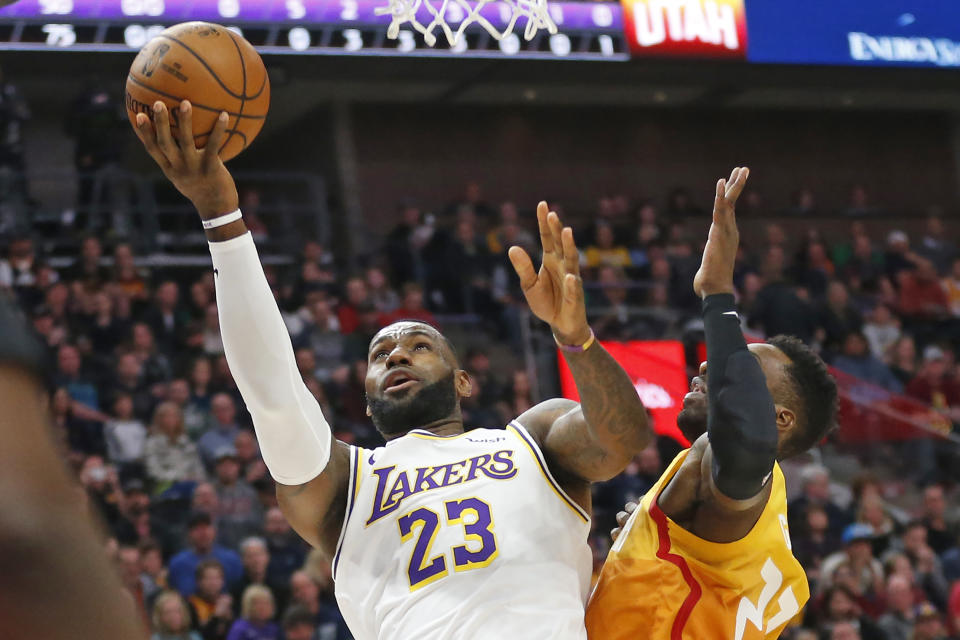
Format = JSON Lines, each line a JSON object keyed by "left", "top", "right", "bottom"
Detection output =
{"left": 6, "top": 106, "right": 960, "bottom": 637}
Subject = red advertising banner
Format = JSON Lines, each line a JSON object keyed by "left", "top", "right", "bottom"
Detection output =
{"left": 558, "top": 340, "right": 690, "bottom": 446}
{"left": 620, "top": 0, "right": 747, "bottom": 58}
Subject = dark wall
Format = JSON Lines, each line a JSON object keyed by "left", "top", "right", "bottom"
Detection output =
{"left": 349, "top": 105, "right": 957, "bottom": 229}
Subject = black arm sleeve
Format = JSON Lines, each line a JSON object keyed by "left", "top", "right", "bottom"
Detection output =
{"left": 703, "top": 293, "right": 778, "bottom": 500}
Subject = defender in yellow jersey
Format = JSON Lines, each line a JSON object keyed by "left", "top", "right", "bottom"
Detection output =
{"left": 586, "top": 168, "right": 839, "bottom": 640}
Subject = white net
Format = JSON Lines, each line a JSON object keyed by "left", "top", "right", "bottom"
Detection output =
{"left": 375, "top": 0, "right": 558, "bottom": 47}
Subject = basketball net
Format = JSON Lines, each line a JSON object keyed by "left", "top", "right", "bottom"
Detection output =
{"left": 375, "top": 0, "right": 558, "bottom": 47}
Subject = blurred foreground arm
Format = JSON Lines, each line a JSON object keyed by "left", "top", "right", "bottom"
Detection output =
{"left": 0, "top": 300, "right": 147, "bottom": 640}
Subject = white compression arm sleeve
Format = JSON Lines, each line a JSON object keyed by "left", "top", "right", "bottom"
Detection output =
{"left": 208, "top": 231, "right": 331, "bottom": 485}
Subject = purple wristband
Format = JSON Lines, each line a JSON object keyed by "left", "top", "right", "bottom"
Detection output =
{"left": 554, "top": 328, "right": 596, "bottom": 353}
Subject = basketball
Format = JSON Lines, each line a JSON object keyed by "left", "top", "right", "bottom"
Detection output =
{"left": 125, "top": 21, "right": 270, "bottom": 162}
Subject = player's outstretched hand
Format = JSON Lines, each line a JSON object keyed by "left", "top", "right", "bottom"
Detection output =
{"left": 692, "top": 167, "right": 749, "bottom": 299}
{"left": 610, "top": 501, "right": 638, "bottom": 542}
{"left": 508, "top": 202, "right": 590, "bottom": 346}
{"left": 132, "top": 99, "right": 239, "bottom": 219}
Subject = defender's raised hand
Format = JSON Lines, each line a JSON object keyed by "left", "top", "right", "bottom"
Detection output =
{"left": 692, "top": 166, "right": 749, "bottom": 299}
{"left": 508, "top": 202, "right": 590, "bottom": 345}
{"left": 132, "top": 100, "right": 239, "bottom": 219}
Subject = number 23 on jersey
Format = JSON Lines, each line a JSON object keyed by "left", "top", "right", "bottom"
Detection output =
{"left": 397, "top": 498, "right": 498, "bottom": 591}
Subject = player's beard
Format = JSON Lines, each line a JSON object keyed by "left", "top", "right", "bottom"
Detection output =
{"left": 368, "top": 372, "right": 458, "bottom": 436}
{"left": 676, "top": 392, "right": 708, "bottom": 444}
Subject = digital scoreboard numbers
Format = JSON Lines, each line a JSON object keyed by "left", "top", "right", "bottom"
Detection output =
{"left": 0, "top": 0, "right": 628, "bottom": 59}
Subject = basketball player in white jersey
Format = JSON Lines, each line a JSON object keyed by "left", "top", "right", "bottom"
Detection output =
{"left": 134, "top": 101, "right": 652, "bottom": 639}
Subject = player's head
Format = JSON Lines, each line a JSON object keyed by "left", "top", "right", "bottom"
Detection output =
{"left": 365, "top": 321, "right": 471, "bottom": 438}
{"left": 677, "top": 335, "right": 837, "bottom": 460}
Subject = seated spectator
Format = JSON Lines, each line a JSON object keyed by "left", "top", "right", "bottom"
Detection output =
{"left": 139, "top": 540, "right": 168, "bottom": 605}
{"left": 335, "top": 276, "right": 368, "bottom": 335}
{"left": 118, "top": 544, "right": 149, "bottom": 620}
{"left": 842, "top": 234, "right": 885, "bottom": 294}
{"left": 906, "top": 346, "right": 960, "bottom": 420}
{"left": 795, "top": 240, "right": 835, "bottom": 300}
{"left": 201, "top": 304, "right": 223, "bottom": 356}
{"left": 862, "top": 304, "right": 901, "bottom": 362}
{"left": 949, "top": 580, "right": 960, "bottom": 634}
{"left": 811, "top": 584, "right": 886, "bottom": 640}
{"left": 365, "top": 266, "right": 400, "bottom": 314}
{"left": 289, "top": 567, "right": 349, "bottom": 638}
{"left": 112, "top": 242, "right": 149, "bottom": 302}
{"left": 152, "top": 591, "right": 202, "bottom": 640}
{"left": 227, "top": 585, "right": 279, "bottom": 640}
{"left": 83, "top": 290, "right": 127, "bottom": 354}
{"left": 820, "top": 524, "right": 885, "bottom": 603}
{"left": 584, "top": 221, "right": 631, "bottom": 269}
{"left": 144, "top": 402, "right": 206, "bottom": 490}
{"left": 131, "top": 323, "right": 173, "bottom": 393}
{"left": 377, "top": 283, "right": 437, "bottom": 328}
{"left": 198, "top": 394, "right": 242, "bottom": 470}
{"left": 187, "top": 560, "right": 234, "bottom": 640}
{"left": 888, "top": 335, "right": 919, "bottom": 387}
{"left": 877, "top": 574, "right": 917, "bottom": 640}
{"left": 169, "top": 512, "right": 243, "bottom": 596}
{"left": 234, "top": 431, "right": 267, "bottom": 486}
{"left": 485, "top": 201, "right": 534, "bottom": 256}
{"left": 884, "top": 552, "right": 929, "bottom": 607}
{"left": 916, "top": 214, "right": 955, "bottom": 275}
{"left": 166, "top": 378, "right": 205, "bottom": 439}
{"left": 794, "top": 504, "right": 842, "bottom": 588}
{"left": 894, "top": 521, "right": 950, "bottom": 609}
{"left": 280, "top": 606, "right": 318, "bottom": 640}
{"left": 188, "top": 356, "right": 214, "bottom": 416}
{"left": 790, "top": 465, "right": 851, "bottom": 540}
{"left": 751, "top": 247, "right": 820, "bottom": 343}
{"left": 910, "top": 602, "right": 950, "bottom": 640}
{"left": 145, "top": 280, "right": 190, "bottom": 356}
{"left": 590, "top": 265, "right": 633, "bottom": 340}
{"left": 55, "top": 343, "right": 100, "bottom": 411}
{"left": 80, "top": 455, "right": 123, "bottom": 526}
{"left": 112, "top": 351, "right": 153, "bottom": 421}
{"left": 818, "top": 281, "right": 862, "bottom": 355}
{"left": 262, "top": 508, "right": 305, "bottom": 590}
{"left": 114, "top": 478, "right": 177, "bottom": 555}
{"left": 832, "top": 332, "right": 903, "bottom": 392}
{"left": 921, "top": 484, "right": 957, "bottom": 555}
{"left": 212, "top": 448, "right": 263, "bottom": 550}
{"left": 303, "top": 297, "right": 344, "bottom": 379}
{"left": 856, "top": 494, "right": 898, "bottom": 558}
{"left": 231, "top": 537, "right": 288, "bottom": 617}
{"left": 843, "top": 184, "right": 879, "bottom": 217}
{"left": 899, "top": 259, "right": 949, "bottom": 323}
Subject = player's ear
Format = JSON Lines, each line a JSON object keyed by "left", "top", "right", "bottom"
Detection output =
{"left": 774, "top": 404, "right": 795, "bottom": 433}
{"left": 455, "top": 369, "right": 472, "bottom": 398}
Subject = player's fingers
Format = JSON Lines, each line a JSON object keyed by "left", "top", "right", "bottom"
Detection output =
{"left": 202, "top": 111, "right": 229, "bottom": 172}
{"left": 508, "top": 246, "right": 538, "bottom": 291}
{"left": 547, "top": 211, "right": 564, "bottom": 262}
{"left": 176, "top": 100, "right": 198, "bottom": 161}
{"left": 611, "top": 527, "right": 622, "bottom": 542}
{"left": 615, "top": 510, "right": 629, "bottom": 527}
{"left": 152, "top": 101, "right": 180, "bottom": 167}
{"left": 563, "top": 273, "right": 583, "bottom": 306}
{"left": 133, "top": 113, "right": 172, "bottom": 171}
{"left": 561, "top": 227, "right": 580, "bottom": 278}
{"left": 713, "top": 178, "right": 726, "bottom": 221}
{"left": 726, "top": 166, "right": 750, "bottom": 204}
{"left": 536, "top": 201, "right": 554, "bottom": 254}
{"left": 624, "top": 501, "right": 638, "bottom": 514}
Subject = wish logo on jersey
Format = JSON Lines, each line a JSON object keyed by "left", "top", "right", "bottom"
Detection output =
{"left": 366, "top": 450, "right": 518, "bottom": 525}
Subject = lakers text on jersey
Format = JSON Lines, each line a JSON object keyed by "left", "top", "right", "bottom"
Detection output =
{"left": 333, "top": 423, "right": 592, "bottom": 640}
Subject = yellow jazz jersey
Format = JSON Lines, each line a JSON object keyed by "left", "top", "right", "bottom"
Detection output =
{"left": 585, "top": 450, "right": 808, "bottom": 640}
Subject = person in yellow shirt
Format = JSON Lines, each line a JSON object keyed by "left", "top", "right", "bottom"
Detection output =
{"left": 586, "top": 168, "right": 839, "bottom": 640}
{"left": 584, "top": 222, "right": 632, "bottom": 269}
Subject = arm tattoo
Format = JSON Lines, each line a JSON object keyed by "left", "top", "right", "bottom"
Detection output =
{"left": 564, "top": 341, "right": 651, "bottom": 457}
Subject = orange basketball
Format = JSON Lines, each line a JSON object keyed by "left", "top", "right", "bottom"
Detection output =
{"left": 125, "top": 22, "right": 270, "bottom": 162}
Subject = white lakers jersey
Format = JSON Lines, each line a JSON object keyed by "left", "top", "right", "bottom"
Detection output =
{"left": 332, "top": 422, "right": 592, "bottom": 640}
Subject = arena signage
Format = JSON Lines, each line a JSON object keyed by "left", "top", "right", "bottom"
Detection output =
{"left": 744, "top": 0, "right": 960, "bottom": 69}
{"left": 620, "top": 0, "right": 746, "bottom": 58}
{"left": 558, "top": 340, "right": 690, "bottom": 445}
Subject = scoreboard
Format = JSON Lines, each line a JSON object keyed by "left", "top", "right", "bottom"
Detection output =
{"left": 0, "top": 0, "right": 629, "bottom": 59}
